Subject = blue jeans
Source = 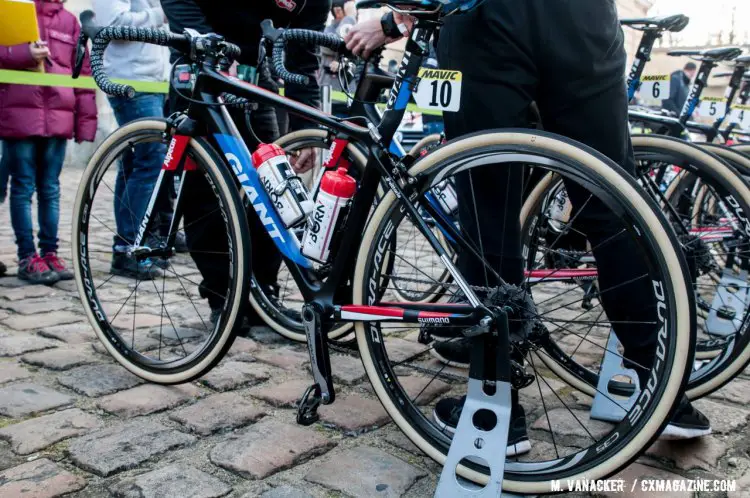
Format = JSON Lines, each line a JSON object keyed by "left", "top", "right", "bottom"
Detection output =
{"left": 4, "top": 138, "right": 67, "bottom": 259}
{"left": 108, "top": 93, "right": 167, "bottom": 251}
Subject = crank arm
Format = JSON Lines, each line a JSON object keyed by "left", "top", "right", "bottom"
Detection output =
{"left": 298, "top": 303, "right": 335, "bottom": 426}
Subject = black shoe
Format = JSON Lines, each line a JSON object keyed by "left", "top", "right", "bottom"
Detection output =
{"left": 0, "top": 260, "right": 6, "bottom": 277}
{"left": 660, "top": 397, "right": 712, "bottom": 440}
{"left": 111, "top": 252, "right": 162, "bottom": 280}
{"left": 433, "top": 396, "right": 531, "bottom": 456}
{"left": 431, "top": 338, "right": 471, "bottom": 368}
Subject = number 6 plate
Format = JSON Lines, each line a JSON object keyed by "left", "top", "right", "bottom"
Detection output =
{"left": 413, "top": 68, "right": 462, "bottom": 112}
{"left": 639, "top": 74, "right": 670, "bottom": 106}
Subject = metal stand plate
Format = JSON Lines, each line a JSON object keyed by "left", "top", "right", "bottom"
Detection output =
{"left": 590, "top": 331, "right": 641, "bottom": 423}
{"left": 706, "top": 269, "right": 748, "bottom": 337}
{"left": 435, "top": 378, "right": 522, "bottom": 497}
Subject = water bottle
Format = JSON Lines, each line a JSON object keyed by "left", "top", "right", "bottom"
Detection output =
{"left": 251, "top": 143, "right": 313, "bottom": 228}
{"left": 301, "top": 168, "right": 357, "bottom": 263}
{"left": 432, "top": 179, "right": 458, "bottom": 214}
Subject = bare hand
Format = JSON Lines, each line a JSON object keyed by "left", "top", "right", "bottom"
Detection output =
{"left": 344, "top": 19, "right": 388, "bottom": 59}
{"left": 329, "top": 60, "right": 340, "bottom": 73}
{"left": 30, "top": 42, "right": 49, "bottom": 63}
{"left": 290, "top": 147, "right": 318, "bottom": 174}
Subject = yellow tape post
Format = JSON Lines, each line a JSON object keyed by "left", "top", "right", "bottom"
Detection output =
{"left": 0, "top": 69, "right": 442, "bottom": 115}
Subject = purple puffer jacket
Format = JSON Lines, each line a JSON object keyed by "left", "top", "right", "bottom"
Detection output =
{"left": 0, "top": 0, "right": 97, "bottom": 141}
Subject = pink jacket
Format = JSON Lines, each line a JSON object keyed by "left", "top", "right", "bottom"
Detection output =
{"left": 0, "top": 0, "right": 97, "bottom": 141}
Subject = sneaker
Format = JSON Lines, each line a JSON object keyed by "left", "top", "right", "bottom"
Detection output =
{"left": 18, "top": 254, "right": 60, "bottom": 285}
{"left": 110, "top": 252, "right": 162, "bottom": 280}
{"left": 431, "top": 337, "right": 471, "bottom": 369}
{"left": 660, "top": 397, "right": 712, "bottom": 440}
{"left": 41, "top": 252, "right": 73, "bottom": 280}
{"left": 433, "top": 396, "right": 531, "bottom": 457}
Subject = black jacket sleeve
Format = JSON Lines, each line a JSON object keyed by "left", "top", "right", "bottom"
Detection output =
{"left": 160, "top": 0, "right": 214, "bottom": 63}
{"left": 285, "top": 3, "right": 329, "bottom": 131}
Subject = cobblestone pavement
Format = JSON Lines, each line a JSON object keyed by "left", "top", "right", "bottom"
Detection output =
{"left": 1, "top": 169, "right": 750, "bottom": 498}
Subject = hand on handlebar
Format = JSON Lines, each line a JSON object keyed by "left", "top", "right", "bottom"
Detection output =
{"left": 345, "top": 13, "right": 412, "bottom": 59}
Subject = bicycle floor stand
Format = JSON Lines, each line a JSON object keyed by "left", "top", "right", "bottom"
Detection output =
{"left": 706, "top": 268, "right": 749, "bottom": 337}
{"left": 590, "top": 331, "right": 641, "bottom": 423}
{"left": 434, "top": 377, "right": 527, "bottom": 497}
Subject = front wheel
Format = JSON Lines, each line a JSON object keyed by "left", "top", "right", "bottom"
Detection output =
{"left": 72, "top": 119, "right": 250, "bottom": 384}
{"left": 353, "top": 130, "right": 694, "bottom": 493}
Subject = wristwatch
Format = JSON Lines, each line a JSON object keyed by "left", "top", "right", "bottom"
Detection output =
{"left": 381, "top": 11, "right": 406, "bottom": 38}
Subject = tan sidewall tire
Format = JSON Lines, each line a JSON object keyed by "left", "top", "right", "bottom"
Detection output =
{"left": 72, "top": 119, "right": 248, "bottom": 384}
{"left": 354, "top": 131, "right": 692, "bottom": 493}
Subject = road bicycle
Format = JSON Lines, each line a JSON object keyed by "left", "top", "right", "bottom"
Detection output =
{"left": 72, "top": 3, "right": 696, "bottom": 492}
{"left": 520, "top": 16, "right": 750, "bottom": 402}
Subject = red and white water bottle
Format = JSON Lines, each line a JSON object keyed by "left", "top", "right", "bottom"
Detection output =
{"left": 301, "top": 168, "right": 357, "bottom": 263}
{"left": 252, "top": 143, "right": 312, "bottom": 228}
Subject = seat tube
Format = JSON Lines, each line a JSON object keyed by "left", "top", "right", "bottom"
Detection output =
{"left": 627, "top": 30, "right": 659, "bottom": 101}
{"left": 679, "top": 60, "right": 716, "bottom": 125}
{"left": 376, "top": 21, "right": 434, "bottom": 143}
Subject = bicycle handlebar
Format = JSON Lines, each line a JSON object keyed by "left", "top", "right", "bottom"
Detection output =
{"left": 78, "top": 11, "right": 241, "bottom": 98}
{"left": 271, "top": 29, "right": 349, "bottom": 86}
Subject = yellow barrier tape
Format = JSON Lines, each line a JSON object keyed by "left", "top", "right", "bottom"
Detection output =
{"left": 0, "top": 69, "right": 442, "bottom": 116}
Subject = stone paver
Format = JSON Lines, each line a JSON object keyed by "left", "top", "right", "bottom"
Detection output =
{"left": 259, "top": 485, "right": 314, "bottom": 498}
{"left": 96, "top": 384, "right": 201, "bottom": 417}
{"left": 0, "top": 298, "right": 75, "bottom": 315}
{"left": 646, "top": 437, "right": 728, "bottom": 471}
{"left": 694, "top": 399, "right": 749, "bottom": 434}
{"left": 254, "top": 348, "right": 309, "bottom": 371}
{"left": 0, "top": 458, "right": 87, "bottom": 497}
{"left": 0, "top": 408, "right": 103, "bottom": 455}
{"left": 209, "top": 419, "right": 334, "bottom": 479}
{"left": 0, "top": 332, "right": 59, "bottom": 356}
{"left": 319, "top": 394, "right": 390, "bottom": 432}
{"left": 22, "top": 346, "right": 96, "bottom": 370}
{"left": 68, "top": 419, "right": 197, "bottom": 476}
{"left": 169, "top": 392, "right": 266, "bottom": 435}
{"left": 0, "top": 383, "right": 74, "bottom": 417}
{"left": 708, "top": 377, "right": 750, "bottom": 405}
{"left": 57, "top": 363, "right": 144, "bottom": 397}
{"left": 248, "top": 378, "right": 310, "bottom": 407}
{"left": 38, "top": 323, "right": 96, "bottom": 344}
{"left": 109, "top": 463, "right": 232, "bottom": 498}
{"left": 2, "top": 311, "right": 84, "bottom": 331}
{"left": 199, "top": 361, "right": 271, "bottom": 391}
{"left": 0, "top": 361, "right": 31, "bottom": 385}
{"left": 330, "top": 354, "right": 367, "bottom": 385}
{"left": 305, "top": 446, "right": 426, "bottom": 497}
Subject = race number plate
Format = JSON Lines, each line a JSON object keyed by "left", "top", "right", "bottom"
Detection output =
{"left": 698, "top": 96, "right": 728, "bottom": 119}
{"left": 413, "top": 68, "right": 462, "bottom": 112}
{"left": 639, "top": 74, "right": 670, "bottom": 105}
{"left": 729, "top": 104, "right": 750, "bottom": 130}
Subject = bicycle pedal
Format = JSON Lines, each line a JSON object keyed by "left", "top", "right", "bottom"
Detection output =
{"left": 297, "top": 384, "right": 322, "bottom": 426}
{"left": 418, "top": 327, "right": 433, "bottom": 345}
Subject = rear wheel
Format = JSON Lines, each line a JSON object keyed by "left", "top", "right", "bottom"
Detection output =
{"left": 354, "top": 130, "right": 694, "bottom": 493}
